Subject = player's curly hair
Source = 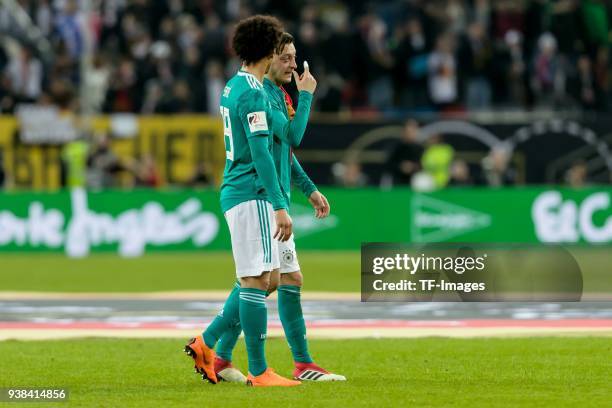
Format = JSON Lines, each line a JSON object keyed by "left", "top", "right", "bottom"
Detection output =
{"left": 232, "top": 15, "right": 284, "bottom": 65}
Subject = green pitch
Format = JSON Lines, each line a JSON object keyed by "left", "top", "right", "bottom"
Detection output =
{"left": 0, "top": 251, "right": 359, "bottom": 293}
{"left": 0, "top": 337, "right": 609, "bottom": 407}
{"left": 1, "top": 247, "right": 611, "bottom": 294}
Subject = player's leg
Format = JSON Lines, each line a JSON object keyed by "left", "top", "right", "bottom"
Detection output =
{"left": 214, "top": 268, "right": 279, "bottom": 382}
{"left": 235, "top": 200, "right": 300, "bottom": 386}
{"left": 186, "top": 281, "right": 243, "bottom": 383}
{"left": 183, "top": 200, "right": 261, "bottom": 384}
{"left": 278, "top": 236, "right": 347, "bottom": 381}
{"left": 184, "top": 202, "right": 253, "bottom": 384}
{"left": 239, "top": 271, "right": 270, "bottom": 378}
{"left": 211, "top": 280, "right": 247, "bottom": 383}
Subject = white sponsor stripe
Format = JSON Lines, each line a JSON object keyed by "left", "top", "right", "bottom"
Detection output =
{"left": 239, "top": 295, "right": 265, "bottom": 300}
{"left": 279, "top": 288, "right": 300, "bottom": 295}
{"left": 240, "top": 292, "right": 266, "bottom": 299}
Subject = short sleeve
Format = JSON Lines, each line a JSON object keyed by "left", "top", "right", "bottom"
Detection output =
{"left": 237, "top": 88, "right": 270, "bottom": 139}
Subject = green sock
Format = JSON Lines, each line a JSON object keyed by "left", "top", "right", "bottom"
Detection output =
{"left": 215, "top": 282, "right": 277, "bottom": 361}
{"left": 239, "top": 287, "right": 268, "bottom": 376}
{"left": 203, "top": 281, "right": 241, "bottom": 349}
{"left": 216, "top": 323, "right": 242, "bottom": 362}
{"left": 278, "top": 285, "right": 313, "bottom": 363}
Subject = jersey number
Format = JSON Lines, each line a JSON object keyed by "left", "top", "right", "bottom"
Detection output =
{"left": 220, "top": 106, "right": 234, "bottom": 161}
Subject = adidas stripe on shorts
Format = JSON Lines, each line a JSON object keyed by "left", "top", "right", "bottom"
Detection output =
{"left": 225, "top": 199, "right": 280, "bottom": 277}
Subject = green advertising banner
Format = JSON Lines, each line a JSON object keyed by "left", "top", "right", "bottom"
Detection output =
{"left": 0, "top": 187, "right": 610, "bottom": 256}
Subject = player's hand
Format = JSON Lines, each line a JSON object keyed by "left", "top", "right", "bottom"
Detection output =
{"left": 293, "top": 61, "right": 317, "bottom": 94}
{"left": 308, "top": 191, "right": 330, "bottom": 219}
{"left": 273, "top": 209, "right": 293, "bottom": 241}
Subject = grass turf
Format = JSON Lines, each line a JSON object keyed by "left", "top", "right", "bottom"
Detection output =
{"left": 0, "top": 337, "right": 609, "bottom": 407}
{"left": 0, "top": 251, "right": 359, "bottom": 293}
{"left": 0, "top": 247, "right": 609, "bottom": 294}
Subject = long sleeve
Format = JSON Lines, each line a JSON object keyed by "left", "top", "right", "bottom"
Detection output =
{"left": 291, "top": 155, "right": 317, "bottom": 198}
{"left": 248, "top": 136, "right": 287, "bottom": 210}
{"left": 271, "top": 91, "right": 313, "bottom": 147}
{"left": 237, "top": 88, "right": 287, "bottom": 210}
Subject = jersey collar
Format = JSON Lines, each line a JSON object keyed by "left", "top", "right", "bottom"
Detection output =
{"left": 237, "top": 69, "right": 263, "bottom": 87}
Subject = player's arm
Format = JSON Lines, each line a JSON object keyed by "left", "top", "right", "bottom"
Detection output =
{"left": 238, "top": 90, "right": 291, "bottom": 239}
{"left": 292, "top": 155, "right": 330, "bottom": 218}
{"left": 291, "top": 155, "right": 316, "bottom": 197}
{"left": 270, "top": 90, "right": 312, "bottom": 147}
{"left": 273, "top": 61, "right": 316, "bottom": 147}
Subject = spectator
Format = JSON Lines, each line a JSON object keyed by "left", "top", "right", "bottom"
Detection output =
{"left": 421, "top": 134, "right": 454, "bottom": 189}
{"left": 458, "top": 21, "right": 493, "bottom": 110}
{"left": 62, "top": 134, "right": 89, "bottom": 189}
{"left": 532, "top": 33, "right": 564, "bottom": 107}
{"left": 87, "top": 133, "right": 125, "bottom": 189}
{"left": 386, "top": 119, "right": 424, "bottom": 185}
{"left": 104, "top": 58, "right": 140, "bottom": 112}
{"left": 481, "top": 148, "right": 516, "bottom": 187}
{"left": 5, "top": 0, "right": 612, "bottom": 115}
{"left": 6, "top": 48, "right": 43, "bottom": 101}
{"left": 136, "top": 154, "right": 161, "bottom": 187}
{"left": 565, "top": 160, "right": 588, "bottom": 188}
{"left": 449, "top": 159, "right": 473, "bottom": 186}
{"left": 205, "top": 60, "right": 225, "bottom": 116}
{"left": 85, "top": 53, "right": 111, "bottom": 112}
{"left": 332, "top": 160, "right": 368, "bottom": 188}
{"left": 428, "top": 33, "right": 458, "bottom": 110}
{"left": 160, "top": 80, "right": 193, "bottom": 113}
{"left": 392, "top": 17, "right": 430, "bottom": 109}
{"left": 364, "top": 14, "right": 394, "bottom": 110}
{"left": 493, "top": 30, "right": 531, "bottom": 109}
{"left": 568, "top": 55, "right": 597, "bottom": 111}
{"left": 55, "top": 0, "right": 86, "bottom": 60}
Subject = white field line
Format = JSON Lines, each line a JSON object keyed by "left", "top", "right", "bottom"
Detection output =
{"left": 1, "top": 327, "right": 612, "bottom": 341}
{"left": 0, "top": 291, "right": 360, "bottom": 301}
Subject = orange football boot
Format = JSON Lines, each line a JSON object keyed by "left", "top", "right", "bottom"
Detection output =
{"left": 246, "top": 368, "right": 301, "bottom": 387}
{"left": 184, "top": 336, "right": 218, "bottom": 384}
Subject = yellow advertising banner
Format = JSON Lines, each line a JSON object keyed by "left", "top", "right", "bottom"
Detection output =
{"left": 0, "top": 115, "right": 224, "bottom": 190}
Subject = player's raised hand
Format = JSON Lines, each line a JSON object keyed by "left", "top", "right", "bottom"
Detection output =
{"left": 308, "top": 191, "right": 330, "bottom": 219}
{"left": 292, "top": 60, "right": 317, "bottom": 94}
{"left": 273, "top": 209, "right": 293, "bottom": 241}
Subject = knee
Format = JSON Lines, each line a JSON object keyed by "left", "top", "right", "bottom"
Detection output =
{"left": 280, "top": 271, "right": 303, "bottom": 287}
{"left": 267, "top": 271, "right": 279, "bottom": 295}
{"left": 241, "top": 272, "right": 271, "bottom": 291}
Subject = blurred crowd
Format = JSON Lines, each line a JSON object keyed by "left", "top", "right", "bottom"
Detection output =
{"left": 1, "top": 0, "right": 612, "bottom": 115}
{"left": 332, "top": 119, "right": 593, "bottom": 189}
{"left": 57, "top": 131, "right": 215, "bottom": 190}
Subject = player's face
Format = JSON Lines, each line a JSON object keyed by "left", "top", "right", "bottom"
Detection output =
{"left": 270, "top": 43, "right": 297, "bottom": 84}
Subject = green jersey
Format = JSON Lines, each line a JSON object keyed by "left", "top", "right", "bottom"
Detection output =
{"left": 219, "top": 70, "right": 286, "bottom": 213}
{"left": 263, "top": 78, "right": 317, "bottom": 207}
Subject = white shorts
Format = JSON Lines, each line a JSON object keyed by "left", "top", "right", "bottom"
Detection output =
{"left": 224, "top": 200, "right": 301, "bottom": 277}
{"left": 278, "top": 234, "right": 300, "bottom": 274}
{"left": 225, "top": 200, "right": 279, "bottom": 277}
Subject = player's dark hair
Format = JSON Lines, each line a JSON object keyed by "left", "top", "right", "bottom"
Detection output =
{"left": 232, "top": 15, "right": 283, "bottom": 65}
{"left": 276, "top": 32, "right": 294, "bottom": 54}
